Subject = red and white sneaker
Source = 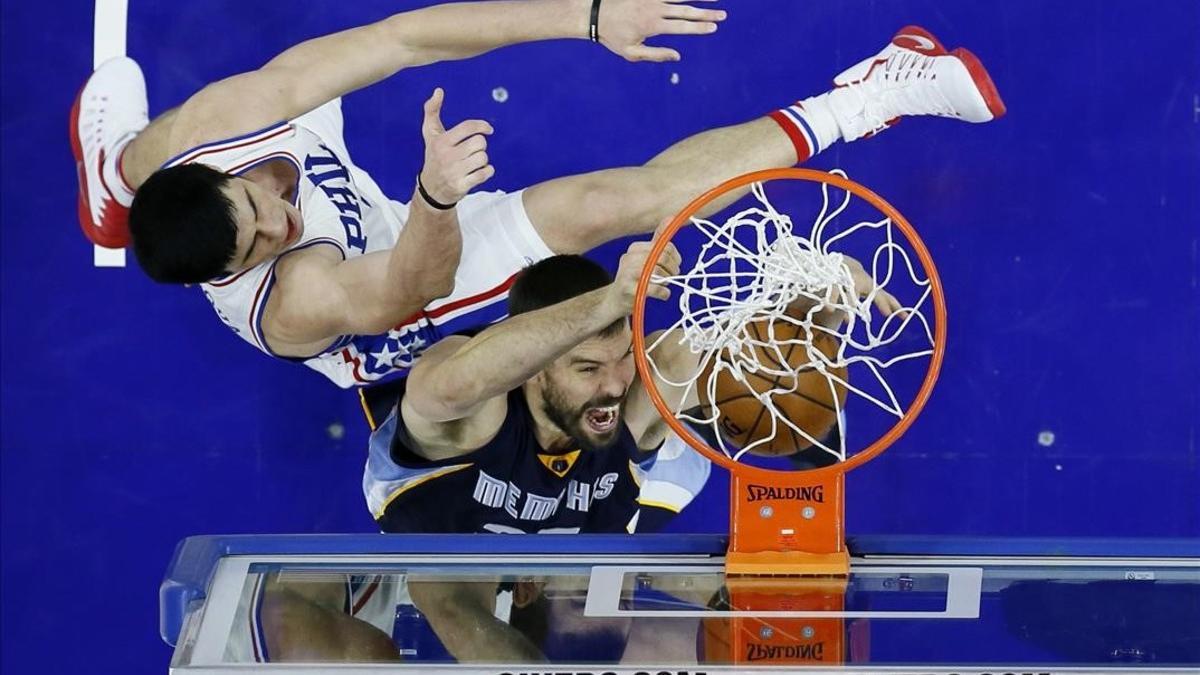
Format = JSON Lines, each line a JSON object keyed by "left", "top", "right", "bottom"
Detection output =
{"left": 833, "top": 25, "right": 949, "bottom": 86}
{"left": 827, "top": 26, "right": 1007, "bottom": 142}
{"left": 69, "top": 57, "right": 148, "bottom": 249}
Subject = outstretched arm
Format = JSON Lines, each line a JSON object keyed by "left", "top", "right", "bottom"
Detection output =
{"left": 787, "top": 255, "right": 904, "bottom": 330}
{"left": 406, "top": 239, "right": 677, "bottom": 423}
{"left": 400, "top": 237, "right": 679, "bottom": 460}
{"left": 625, "top": 326, "right": 700, "bottom": 450}
{"left": 172, "top": 0, "right": 724, "bottom": 143}
{"left": 261, "top": 90, "right": 489, "bottom": 357}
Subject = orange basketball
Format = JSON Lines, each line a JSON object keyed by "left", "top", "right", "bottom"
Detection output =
{"left": 702, "top": 321, "right": 848, "bottom": 457}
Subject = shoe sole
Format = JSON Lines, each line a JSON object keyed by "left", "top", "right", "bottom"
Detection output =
{"left": 69, "top": 80, "right": 129, "bottom": 249}
{"left": 953, "top": 47, "right": 1007, "bottom": 119}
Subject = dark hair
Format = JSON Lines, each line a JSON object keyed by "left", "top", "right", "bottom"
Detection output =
{"left": 129, "top": 164, "right": 239, "bottom": 284}
{"left": 508, "top": 255, "right": 624, "bottom": 335}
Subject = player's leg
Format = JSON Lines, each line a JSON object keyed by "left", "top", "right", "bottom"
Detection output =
{"left": 524, "top": 116, "right": 799, "bottom": 254}
{"left": 258, "top": 574, "right": 400, "bottom": 662}
{"left": 525, "top": 26, "right": 1006, "bottom": 254}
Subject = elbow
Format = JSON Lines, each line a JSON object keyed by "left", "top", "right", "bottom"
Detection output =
{"left": 422, "top": 275, "right": 456, "bottom": 303}
{"left": 408, "top": 373, "right": 485, "bottom": 423}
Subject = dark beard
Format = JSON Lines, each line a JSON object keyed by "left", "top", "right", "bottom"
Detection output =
{"left": 539, "top": 381, "right": 624, "bottom": 453}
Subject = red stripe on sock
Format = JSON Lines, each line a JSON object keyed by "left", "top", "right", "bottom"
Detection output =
{"left": 767, "top": 110, "right": 813, "bottom": 164}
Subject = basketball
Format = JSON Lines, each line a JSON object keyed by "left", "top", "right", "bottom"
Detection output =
{"left": 702, "top": 320, "right": 848, "bottom": 457}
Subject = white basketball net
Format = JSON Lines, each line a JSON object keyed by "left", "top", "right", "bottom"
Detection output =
{"left": 644, "top": 171, "right": 937, "bottom": 463}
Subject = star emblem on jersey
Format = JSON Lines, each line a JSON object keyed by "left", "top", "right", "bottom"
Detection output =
{"left": 370, "top": 331, "right": 429, "bottom": 369}
{"left": 387, "top": 328, "right": 427, "bottom": 351}
{"left": 371, "top": 342, "right": 402, "bottom": 369}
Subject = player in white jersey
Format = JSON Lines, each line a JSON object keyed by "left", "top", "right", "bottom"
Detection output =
{"left": 71, "top": 12, "right": 1006, "bottom": 387}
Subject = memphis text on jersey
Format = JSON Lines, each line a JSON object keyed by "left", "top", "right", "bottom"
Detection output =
{"left": 472, "top": 469, "right": 619, "bottom": 529}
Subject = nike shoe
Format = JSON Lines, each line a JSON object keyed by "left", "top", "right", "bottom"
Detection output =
{"left": 70, "top": 57, "right": 148, "bottom": 249}
{"left": 833, "top": 25, "right": 949, "bottom": 86}
{"left": 827, "top": 26, "right": 1007, "bottom": 143}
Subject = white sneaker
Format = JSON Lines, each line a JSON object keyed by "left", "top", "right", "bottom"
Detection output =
{"left": 834, "top": 25, "right": 949, "bottom": 86}
{"left": 828, "top": 26, "right": 1006, "bottom": 143}
{"left": 70, "top": 57, "right": 148, "bottom": 248}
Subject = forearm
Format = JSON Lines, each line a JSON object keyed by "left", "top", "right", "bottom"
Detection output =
{"left": 382, "top": 194, "right": 463, "bottom": 316}
{"left": 261, "top": 1, "right": 589, "bottom": 118}
{"left": 385, "top": 0, "right": 591, "bottom": 67}
{"left": 432, "top": 287, "right": 621, "bottom": 406}
{"left": 341, "top": 194, "right": 461, "bottom": 335}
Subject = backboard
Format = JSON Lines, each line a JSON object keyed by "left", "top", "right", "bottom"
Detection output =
{"left": 162, "top": 534, "right": 1200, "bottom": 674}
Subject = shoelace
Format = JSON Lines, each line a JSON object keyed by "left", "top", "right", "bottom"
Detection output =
{"left": 844, "top": 51, "right": 960, "bottom": 134}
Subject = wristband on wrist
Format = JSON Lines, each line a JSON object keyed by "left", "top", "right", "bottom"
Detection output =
{"left": 589, "top": 0, "right": 602, "bottom": 43}
{"left": 416, "top": 174, "right": 457, "bottom": 211}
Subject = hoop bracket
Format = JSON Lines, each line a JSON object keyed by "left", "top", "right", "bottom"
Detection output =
{"left": 727, "top": 471, "right": 848, "bottom": 576}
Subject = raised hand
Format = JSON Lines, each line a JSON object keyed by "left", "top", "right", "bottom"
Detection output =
{"left": 419, "top": 88, "right": 495, "bottom": 207}
{"left": 595, "top": 0, "right": 727, "bottom": 62}
{"left": 607, "top": 219, "right": 683, "bottom": 315}
{"left": 844, "top": 256, "right": 904, "bottom": 317}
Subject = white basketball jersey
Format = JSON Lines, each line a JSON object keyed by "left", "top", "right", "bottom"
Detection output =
{"left": 165, "top": 99, "right": 434, "bottom": 388}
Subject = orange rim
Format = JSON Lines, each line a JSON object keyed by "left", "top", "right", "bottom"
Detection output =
{"left": 632, "top": 168, "right": 947, "bottom": 482}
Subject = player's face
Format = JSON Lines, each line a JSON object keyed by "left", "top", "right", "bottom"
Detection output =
{"left": 223, "top": 178, "right": 304, "bottom": 272}
{"left": 539, "top": 326, "right": 636, "bottom": 452}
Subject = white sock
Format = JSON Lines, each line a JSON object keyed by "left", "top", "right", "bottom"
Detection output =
{"left": 769, "top": 92, "right": 842, "bottom": 161}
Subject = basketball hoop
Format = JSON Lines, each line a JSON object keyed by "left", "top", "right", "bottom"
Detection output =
{"left": 632, "top": 168, "right": 947, "bottom": 577}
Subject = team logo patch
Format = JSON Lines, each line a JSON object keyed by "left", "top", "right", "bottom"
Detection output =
{"left": 537, "top": 450, "right": 581, "bottom": 478}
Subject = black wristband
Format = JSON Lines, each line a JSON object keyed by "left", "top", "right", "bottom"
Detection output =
{"left": 416, "top": 174, "right": 457, "bottom": 211}
{"left": 589, "top": 0, "right": 602, "bottom": 43}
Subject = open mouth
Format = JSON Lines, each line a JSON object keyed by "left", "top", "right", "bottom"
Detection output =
{"left": 583, "top": 405, "right": 620, "bottom": 434}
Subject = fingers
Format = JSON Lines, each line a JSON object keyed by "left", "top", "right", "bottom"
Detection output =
{"left": 653, "top": 216, "right": 675, "bottom": 241}
{"left": 455, "top": 150, "right": 490, "bottom": 180}
{"left": 421, "top": 97, "right": 497, "bottom": 202}
{"left": 646, "top": 256, "right": 675, "bottom": 301}
{"left": 659, "top": 242, "right": 682, "bottom": 276}
{"left": 645, "top": 282, "right": 672, "bottom": 301}
{"left": 442, "top": 119, "right": 494, "bottom": 146}
{"left": 640, "top": 244, "right": 683, "bottom": 302}
{"left": 454, "top": 134, "right": 488, "bottom": 157}
{"left": 667, "top": 3, "right": 720, "bottom": 22}
{"left": 663, "top": 3, "right": 727, "bottom": 22}
{"left": 623, "top": 44, "right": 681, "bottom": 63}
{"left": 660, "top": 18, "right": 720, "bottom": 35}
{"left": 464, "top": 164, "right": 496, "bottom": 191}
{"left": 421, "top": 88, "right": 445, "bottom": 137}
{"left": 873, "top": 288, "right": 904, "bottom": 317}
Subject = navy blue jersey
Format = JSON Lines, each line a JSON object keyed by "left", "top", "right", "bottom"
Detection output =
{"left": 364, "top": 388, "right": 657, "bottom": 534}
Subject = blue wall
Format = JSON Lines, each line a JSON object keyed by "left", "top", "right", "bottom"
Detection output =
{"left": 2, "top": 1, "right": 1198, "bottom": 672}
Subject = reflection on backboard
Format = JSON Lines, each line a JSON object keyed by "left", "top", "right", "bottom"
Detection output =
{"left": 162, "top": 534, "right": 1200, "bottom": 674}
